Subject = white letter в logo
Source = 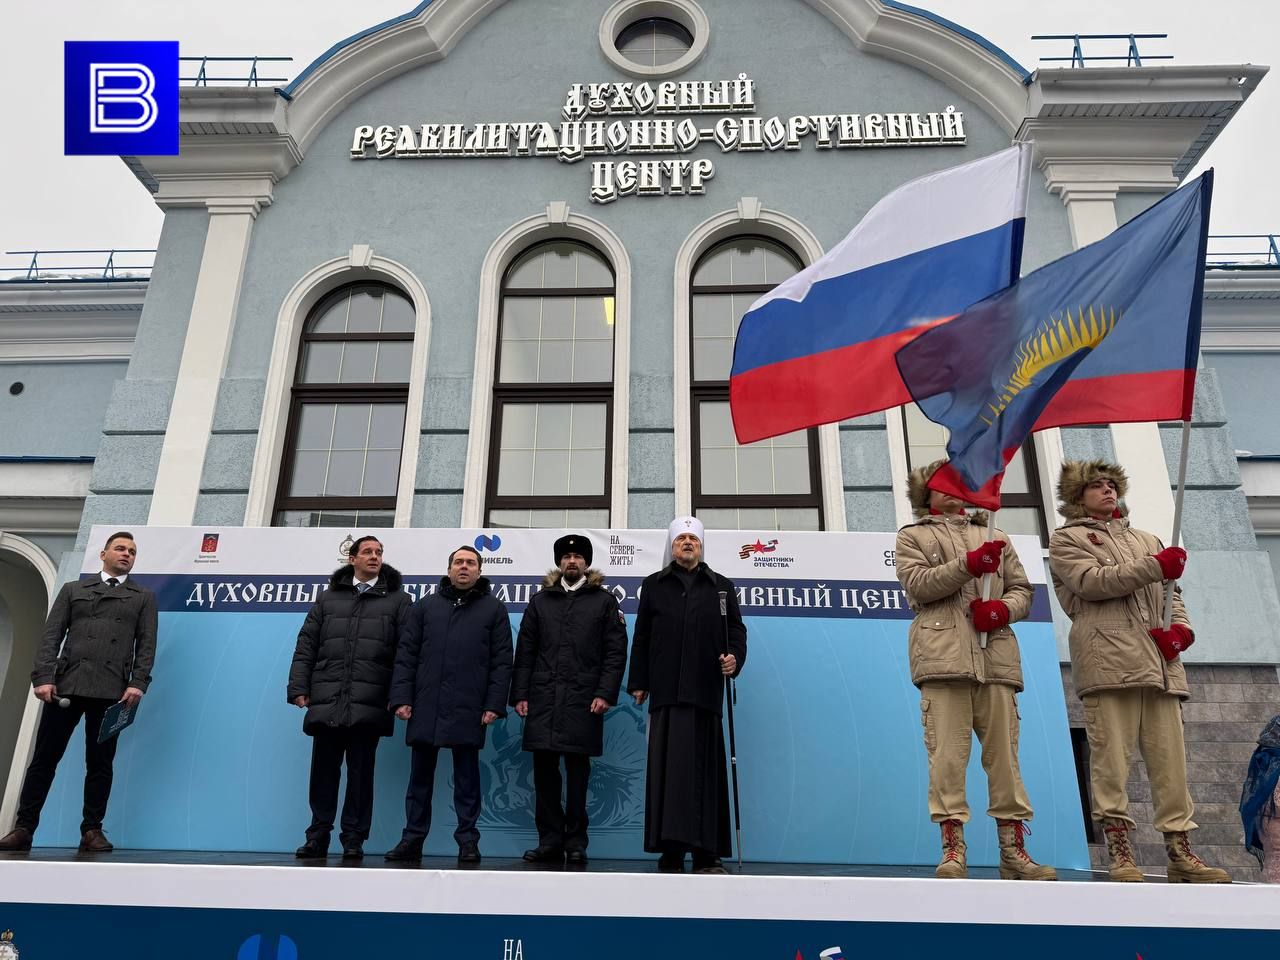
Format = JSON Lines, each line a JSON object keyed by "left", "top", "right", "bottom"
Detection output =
{"left": 88, "top": 62, "right": 158, "bottom": 133}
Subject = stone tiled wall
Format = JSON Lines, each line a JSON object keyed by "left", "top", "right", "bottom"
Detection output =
{"left": 1061, "top": 663, "right": 1280, "bottom": 882}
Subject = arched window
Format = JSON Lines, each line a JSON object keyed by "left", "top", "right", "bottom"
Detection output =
{"left": 485, "top": 241, "right": 615, "bottom": 528}
{"left": 273, "top": 282, "right": 414, "bottom": 527}
{"left": 690, "top": 237, "right": 823, "bottom": 530}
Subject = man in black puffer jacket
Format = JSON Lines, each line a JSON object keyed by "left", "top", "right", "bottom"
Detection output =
{"left": 288, "top": 535, "right": 410, "bottom": 860}
{"left": 385, "top": 544, "right": 513, "bottom": 865}
{"left": 511, "top": 534, "right": 628, "bottom": 865}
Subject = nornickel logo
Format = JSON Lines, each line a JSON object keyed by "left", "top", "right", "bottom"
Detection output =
{"left": 474, "top": 534, "right": 503, "bottom": 552}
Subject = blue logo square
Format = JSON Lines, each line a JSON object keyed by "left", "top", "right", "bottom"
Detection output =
{"left": 65, "top": 41, "right": 179, "bottom": 156}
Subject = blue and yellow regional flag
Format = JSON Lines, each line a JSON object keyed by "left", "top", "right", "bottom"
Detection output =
{"left": 893, "top": 171, "right": 1212, "bottom": 509}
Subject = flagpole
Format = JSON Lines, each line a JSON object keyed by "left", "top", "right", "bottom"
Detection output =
{"left": 1162, "top": 420, "right": 1192, "bottom": 630}
{"left": 979, "top": 511, "right": 996, "bottom": 649}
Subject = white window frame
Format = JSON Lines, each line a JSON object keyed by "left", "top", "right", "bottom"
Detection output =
{"left": 245, "top": 245, "right": 432, "bottom": 527}
{"left": 461, "top": 204, "right": 632, "bottom": 527}
{"left": 673, "top": 199, "right": 845, "bottom": 531}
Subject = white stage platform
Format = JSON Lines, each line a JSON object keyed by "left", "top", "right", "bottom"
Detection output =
{"left": 0, "top": 852, "right": 1276, "bottom": 959}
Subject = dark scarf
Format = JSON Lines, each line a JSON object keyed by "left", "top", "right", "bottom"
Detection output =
{"left": 1240, "top": 715, "right": 1280, "bottom": 866}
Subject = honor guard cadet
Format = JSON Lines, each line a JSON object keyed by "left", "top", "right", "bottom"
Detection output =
{"left": 1049, "top": 460, "right": 1230, "bottom": 883}
{"left": 895, "top": 462, "right": 1056, "bottom": 881}
{"left": 511, "top": 534, "right": 628, "bottom": 864}
{"left": 0, "top": 531, "right": 156, "bottom": 854}
{"left": 627, "top": 517, "right": 746, "bottom": 874}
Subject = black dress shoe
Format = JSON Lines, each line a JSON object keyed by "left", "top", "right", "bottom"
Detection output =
{"left": 565, "top": 849, "right": 588, "bottom": 864}
{"left": 693, "top": 856, "right": 728, "bottom": 874}
{"left": 342, "top": 844, "right": 364, "bottom": 860}
{"left": 523, "top": 845, "right": 564, "bottom": 863}
{"left": 79, "top": 829, "right": 114, "bottom": 853}
{"left": 384, "top": 839, "right": 423, "bottom": 862}
{"left": 458, "top": 843, "right": 481, "bottom": 864}
{"left": 0, "top": 827, "right": 33, "bottom": 852}
{"left": 295, "top": 838, "right": 329, "bottom": 859}
{"left": 658, "top": 851, "right": 685, "bottom": 873}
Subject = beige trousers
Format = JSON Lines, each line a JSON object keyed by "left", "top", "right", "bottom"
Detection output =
{"left": 1082, "top": 687, "right": 1196, "bottom": 833}
{"left": 919, "top": 680, "right": 1033, "bottom": 823}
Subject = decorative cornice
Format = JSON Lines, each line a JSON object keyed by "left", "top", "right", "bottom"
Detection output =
{"left": 125, "top": 89, "right": 300, "bottom": 206}
{"left": 1201, "top": 271, "right": 1280, "bottom": 353}
{"left": 820, "top": 0, "right": 1030, "bottom": 133}
{"left": 0, "top": 499, "right": 86, "bottom": 536}
{"left": 0, "top": 283, "right": 142, "bottom": 362}
{"left": 0, "top": 461, "right": 94, "bottom": 499}
{"left": 1249, "top": 496, "right": 1280, "bottom": 535}
{"left": 1025, "top": 64, "right": 1267, "bottom": 195}
{"left": 0, "top": 281, "right": 147, "bottom": 313}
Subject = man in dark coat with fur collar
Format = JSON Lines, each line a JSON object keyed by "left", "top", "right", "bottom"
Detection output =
{"left": 895, "top": 460, "right": 1055, "bottom": 881}
{"left": 511, "top": 534, "right": 628, "bottom": 864}
{"left": 288, "top": 535, "right": 411, "bottom": 860}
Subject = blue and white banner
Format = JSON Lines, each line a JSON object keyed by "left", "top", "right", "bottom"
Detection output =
{"left": 32, "top": 525, "right": 1083, "bottom": 868}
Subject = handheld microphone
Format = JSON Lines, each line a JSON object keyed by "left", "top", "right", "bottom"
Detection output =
{"left": 57, "top": 697, "right": 71, "bottom": 708}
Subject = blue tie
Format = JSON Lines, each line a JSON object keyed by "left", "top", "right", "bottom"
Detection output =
{"left": 357, "top": 582, "right": 370, "bottom": 594}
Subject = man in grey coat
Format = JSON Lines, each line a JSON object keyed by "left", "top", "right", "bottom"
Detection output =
{"left": 0, "top": 531, "right": 157, "bottom": 853}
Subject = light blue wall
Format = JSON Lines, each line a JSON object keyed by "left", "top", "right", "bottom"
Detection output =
{"left": 205, "top": 0, "right": 1074, "bottom": 531}
{"left": 0, "top": 362, "right": 125, "bottom": 457}
{"left": 1114, "top": 191, "right": 1161, "bottom": 227}
{"left": 1206, "top": 353, "right": 1280, "bottom": 456}
{"left": 75, "top": 207, "right": 210, "bottom": 551}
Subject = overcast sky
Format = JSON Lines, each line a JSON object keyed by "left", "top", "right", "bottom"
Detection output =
{"left": 2, "top": 0, "right": 1275, "bottom": 272}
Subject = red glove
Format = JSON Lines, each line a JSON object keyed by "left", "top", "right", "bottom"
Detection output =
{"left": 1150, "top": 624, "right": 1195, "bottom": 662}
{"left": 965, "top": 540, "right": 1006, "bottom": 577}
{"left": 1153, "top": 546, "right": 1187, "bottom": 581}
{"left": 970, "top": 598, "right": 1010, "bottom": 631}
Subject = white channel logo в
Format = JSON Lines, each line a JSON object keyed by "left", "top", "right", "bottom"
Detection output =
{"left": 89, "top": 63, "right": 159, "bottom": 133}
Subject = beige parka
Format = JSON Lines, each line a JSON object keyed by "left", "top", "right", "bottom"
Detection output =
{"left": 896, "top": 513, "right": 1033, "bottom": 690}
{"left": 1048, "top": 517, "right": 1192, "bottom": 699}
{"left": 1047, "top": 459, "right": 1192, "bottom": 700}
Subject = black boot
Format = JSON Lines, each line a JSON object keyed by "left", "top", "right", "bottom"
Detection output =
{"left": 384, "top": 838, "right": 424, "bottom": 862}
{"left": 295, "top": 837, "right": 329, "bottom": 859}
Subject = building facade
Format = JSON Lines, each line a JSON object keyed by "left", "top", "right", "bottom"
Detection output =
{"left": 1, "top": 0, "right": 1277, "bottom": 877}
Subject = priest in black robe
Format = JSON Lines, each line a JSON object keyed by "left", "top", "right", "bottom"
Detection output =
{"left": 627, "top": 516, "right": 747, "bottom": 873}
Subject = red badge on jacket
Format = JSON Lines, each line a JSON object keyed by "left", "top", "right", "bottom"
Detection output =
{"left": 1087, "top": 532, "right": 1103, "bottom": 546}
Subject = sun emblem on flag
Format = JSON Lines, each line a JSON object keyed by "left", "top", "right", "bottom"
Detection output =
{"left": 980, "top": 304, "right": 1119, "bottom": 426}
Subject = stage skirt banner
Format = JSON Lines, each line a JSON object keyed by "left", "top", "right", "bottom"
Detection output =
{"left": 1, "top": 867, "right": 1277, "bottom": 959}
{"left": 31, "top": 525, "right": 1087, "bottom": 868}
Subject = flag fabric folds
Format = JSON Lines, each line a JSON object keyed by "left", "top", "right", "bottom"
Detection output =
{"left": 894, "top": 171, "right": 1213, "bottom": 509}
{"left": 728, "top": 143, "right": 1032, "bottom": 444}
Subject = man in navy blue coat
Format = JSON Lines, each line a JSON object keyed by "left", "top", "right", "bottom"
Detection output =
{"left": 385, "top": 545, "right": 513, "bottom": 864}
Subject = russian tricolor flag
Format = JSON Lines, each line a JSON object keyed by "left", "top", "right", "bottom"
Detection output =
{"left": 729, "top": 143, "right": 1032, "bottom": 444}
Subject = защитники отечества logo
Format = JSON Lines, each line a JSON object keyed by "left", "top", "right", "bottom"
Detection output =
{"left": 64, "top": 40, "right": 179, "bottom": 156}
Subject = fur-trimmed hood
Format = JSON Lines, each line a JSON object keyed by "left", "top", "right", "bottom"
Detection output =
{"left": 1057, "top": 460, "right": 1129, "bottom": 520}
{"left": 906, "top": 459, "right": 989, "bottom": 526}
{"left": 329, "top": 562, "right": 403, "bottom": 592}
{"left": 541, "top": 568, "right": 606, "bottom": 590}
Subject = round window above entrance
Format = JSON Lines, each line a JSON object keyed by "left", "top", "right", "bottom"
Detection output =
{"left": 600, "top": 0, "right": 709, "bottom": 78}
